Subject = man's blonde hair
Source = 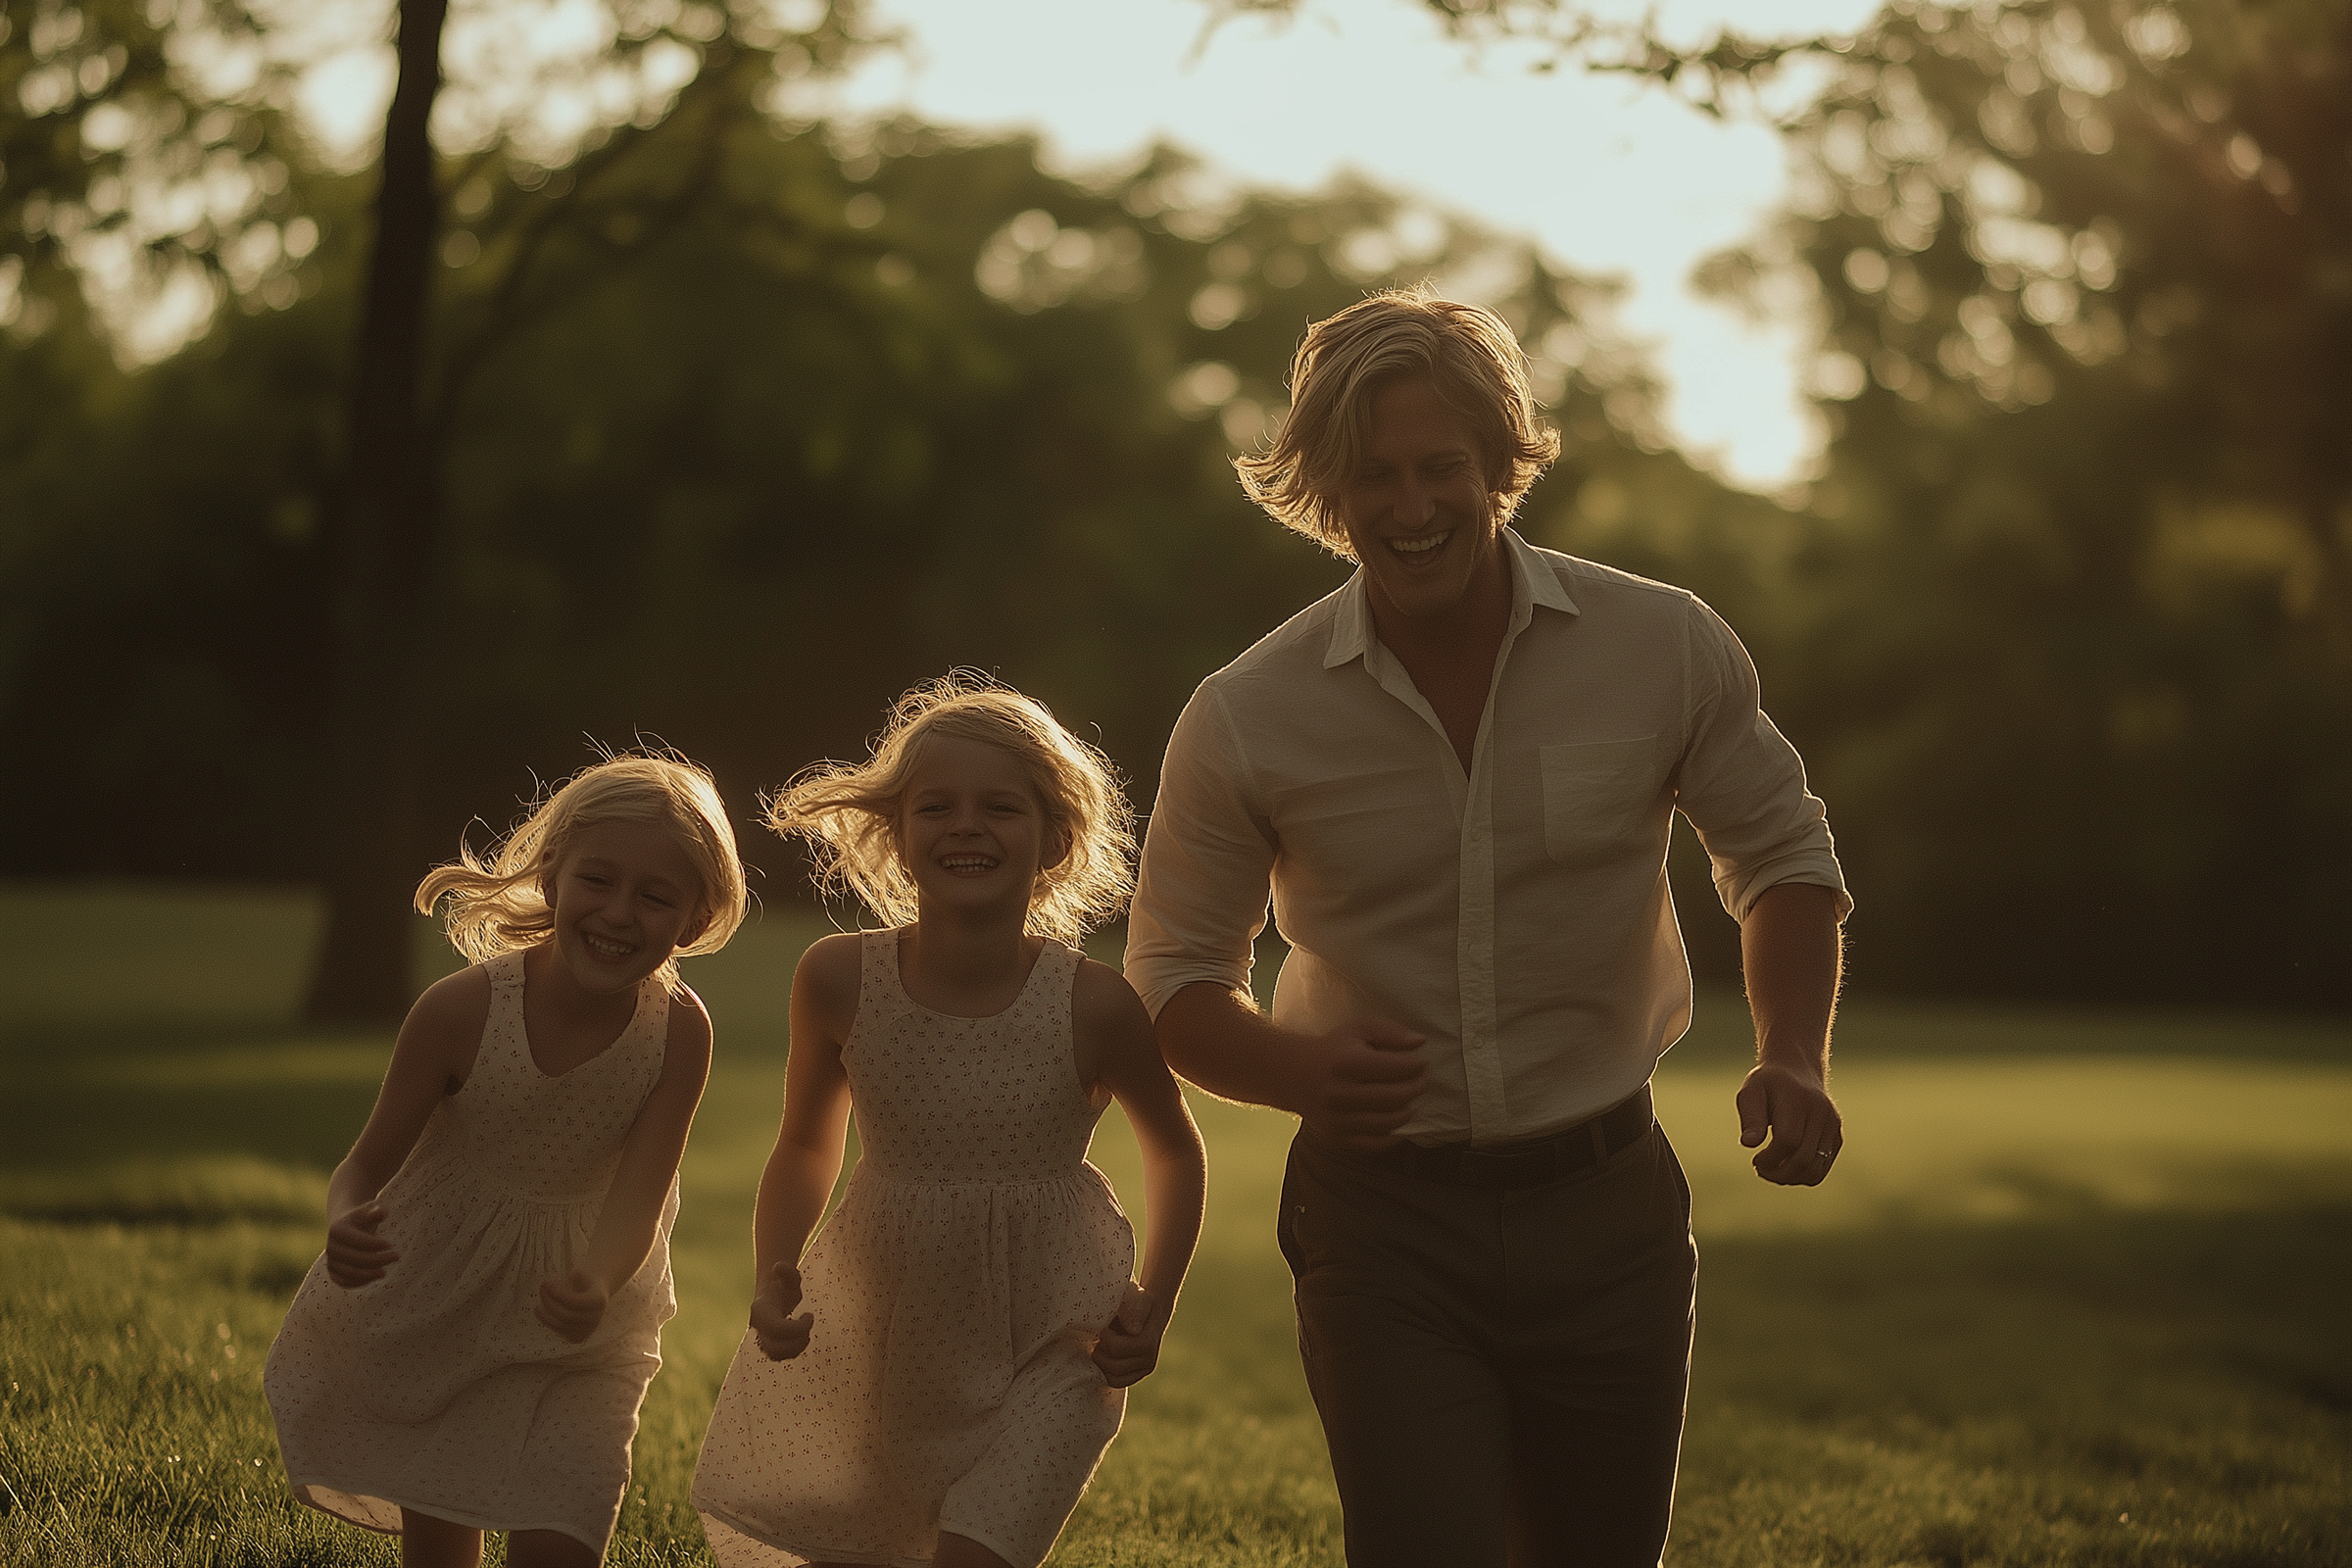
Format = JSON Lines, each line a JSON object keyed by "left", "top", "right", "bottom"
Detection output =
{"left": 414, "top": 749, "right": 749, "bottom": 991}
{"left": 1237, "top": 287, "right": 1561, "bottom": 558}
{"left": 767, "top": 673, "right": 1135, "bottom": 947}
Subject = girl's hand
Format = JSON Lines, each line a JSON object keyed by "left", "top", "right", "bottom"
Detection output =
{"left": 325, "top": 1202, "right": 398, "bottom": 1288}
{"left": 750, "top": 1262, "right": 814, "bottom": 1361}
{"left": 1091, "top": 1281, "right": 1166, "bottom": 1389}
{"left": 536, "top": 1269, "right": 610, "bottom": 1343}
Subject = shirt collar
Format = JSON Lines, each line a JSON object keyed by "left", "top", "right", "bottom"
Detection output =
{"left": 1322, "top": 525, "right": 1578, "bottom": 670}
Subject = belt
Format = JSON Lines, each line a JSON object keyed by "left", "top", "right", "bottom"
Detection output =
{"left": 1343, "top": 1084, "right": 1654, "bottom": 1191}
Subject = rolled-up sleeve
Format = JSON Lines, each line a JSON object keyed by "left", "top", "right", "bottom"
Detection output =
{"left": 1123, "top": 682, "right": 1279, "bottom": 1019}
{"left": 1675, "top": 600, "right": 1853, "bottom": 923}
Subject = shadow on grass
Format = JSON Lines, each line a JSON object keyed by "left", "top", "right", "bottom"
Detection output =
{"left": 4, "top": 1197, "right": 2347, "bottom": 1566}
{"left": 1675, "top": 1202, "right": 2352, "bottom": 1567}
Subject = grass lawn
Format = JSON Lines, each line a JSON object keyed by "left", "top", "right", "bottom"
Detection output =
{"left": 2, "top": 883, "right": 2348, "bottom": 1566}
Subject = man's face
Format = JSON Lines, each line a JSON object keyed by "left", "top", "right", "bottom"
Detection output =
{"left": 1331, "top": 376, "right": 1501, "bottom": 624}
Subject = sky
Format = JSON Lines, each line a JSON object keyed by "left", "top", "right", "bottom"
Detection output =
{"left": 288, "top": 0, "right": 1892, "bottom": 492}
{"left": 808, "top": 0, "right": 1892, "bottom": 491}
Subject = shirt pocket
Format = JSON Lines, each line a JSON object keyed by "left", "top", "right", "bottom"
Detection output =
{"left": 1539, "top": 736, "right": 1661, "bottom": 866}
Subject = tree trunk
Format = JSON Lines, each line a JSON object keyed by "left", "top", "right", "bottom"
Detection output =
{"left": 303, "top": 0, "right": 451, "bottom": 1023}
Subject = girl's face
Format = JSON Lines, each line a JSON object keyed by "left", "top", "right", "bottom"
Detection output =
{"left": 899, "top": 735, "right": 1065, "bottom": 920}
{"left": 543, "top": 818, "right": 706, "bottom": 996}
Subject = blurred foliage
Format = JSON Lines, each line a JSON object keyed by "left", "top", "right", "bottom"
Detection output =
{"left": 6, "top": 0, "right": 2345, "bottom": 1010}
{"left": 0, "top": 4, "right": 1697, "bottom": 926}
{"left": 1695, "top": 0, "right": 2350, "bottom": 1006}
{"left": 1192, "top": 0, "right": 1859, "bottom": 117}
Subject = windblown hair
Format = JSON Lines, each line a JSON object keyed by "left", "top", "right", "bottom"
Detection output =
{"left": 767, "top": 673, "right": 1136, "bottom": 946}
{"left": 1236, "top": 286, "right": 1561, "bottom": 558}
{"left": 414, "top": 749, "right": 749, "bottom": 990}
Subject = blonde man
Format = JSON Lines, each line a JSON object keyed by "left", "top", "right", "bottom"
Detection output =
{"left": 1125, "top": 289, "right": 1850, "bottom": 1566}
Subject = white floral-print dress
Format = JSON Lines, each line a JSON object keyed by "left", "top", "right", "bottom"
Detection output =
{"left": 693, "top": 931, "right": 1134, "bottom": 1568}
{"left": 264, "top": 949, "right": 678, "bottom": 1550}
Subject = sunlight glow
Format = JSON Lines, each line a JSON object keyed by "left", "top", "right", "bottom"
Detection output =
{"left": 284, "top": 0, "right": 1901, "bottom": 490}
{"left": 813, "top": 0, "right": 1892, "bottom": 491}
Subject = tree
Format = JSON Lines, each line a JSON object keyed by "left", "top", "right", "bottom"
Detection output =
{"left": 8, "top": 0, "right": 894, "bottom": 1018}
{"left": 1714, "top": 0, "right": 2351, "bottom": 1005}
{"left": 4, "top": 39, "right": 1676, "bottom": 972}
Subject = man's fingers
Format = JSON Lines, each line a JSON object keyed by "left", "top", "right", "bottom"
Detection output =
{"left": 1349, "top": 1019, "right": 1426, "bottom": 1051}
{"left": 1331, "top": 1052, "right": 1425, "bottom": 1087}
{"left": 1755, "top": 1105, "right": 1841, "bottom": 1185}
{"left": 1734, "top": 1077, "right": 1769, "bottom": 1149}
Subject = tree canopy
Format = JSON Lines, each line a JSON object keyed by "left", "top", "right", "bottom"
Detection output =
{"left": 5, "top": 0, "right": 2344, "bottom": 1010}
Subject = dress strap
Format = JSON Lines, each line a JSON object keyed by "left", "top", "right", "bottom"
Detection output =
{"left": 843, "top": 927, "right": 904, "bottom": 1059}
{"left": 488, "top": 948, "right": 528, "bottom": 993}
{"left": 633, "top": 971, "right": 674, "bottom": 1058}
{"left": 1020, "top": 936, "right": 1081, "bottom": 1035}
{"left": 1038, "top": 935, "right": 1083, "bottom": 997}
{"left": 473, "top": 949, "right": 531, "bottom": 1073}
{"left": 859, "top": 927, "right": 896, "bottom": 989}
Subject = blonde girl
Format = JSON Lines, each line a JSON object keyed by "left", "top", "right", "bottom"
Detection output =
{"left": 265, "top": 751, "right": 749, "bottom": 1568}
{"left": 692, "top": 675, "right": 1207, "bottom": 1568}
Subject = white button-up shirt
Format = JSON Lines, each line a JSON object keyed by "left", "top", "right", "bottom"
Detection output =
{"left": 1124, "top": 528, "right": 1850, "bottom": 1148}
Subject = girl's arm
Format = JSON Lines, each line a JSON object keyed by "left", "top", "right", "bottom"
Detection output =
{"left": 322, "top": 968, "right": 493, "bottom": 1288}
{"left": 745, "top": 934, "right": 858, "bottom": 1360}
{"left": 536, "top": 986, "right": 713, "bottom": 1343}
{"left": 1079, "top": 960, "right": 1207, "bottom": 1389}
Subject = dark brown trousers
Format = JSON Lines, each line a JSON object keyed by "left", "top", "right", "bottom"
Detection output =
{"left": 1277, "top": 1115, "right": 1697, "bottom": 1568}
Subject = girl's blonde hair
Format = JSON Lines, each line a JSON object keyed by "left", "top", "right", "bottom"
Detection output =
{"left": 1236, "top": 286, "right": 1561, "bottom": 558}
{"left": 768, "top": 673, "right": 1135, "bottom": 947}
{"left": 415, "top": 749, "right": 750, "bottom": 990}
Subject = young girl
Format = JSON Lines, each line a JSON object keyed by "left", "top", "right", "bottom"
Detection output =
{"left": 265, "top": 751, "right": 749, "bottom": 1568}
{"left": 692, "top": 676, "right": 1207, "bottom": 1568}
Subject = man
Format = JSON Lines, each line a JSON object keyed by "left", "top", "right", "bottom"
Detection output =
{"left": 1123, "top": 290, "right": 1849, "bottom": 1566}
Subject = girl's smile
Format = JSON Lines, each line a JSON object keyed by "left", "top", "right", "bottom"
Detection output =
{"left": 544, "top": 819, "right": 706, "bottom": 997}
{"left": 900, "top": 735, "right": 1063, "bottom": 911}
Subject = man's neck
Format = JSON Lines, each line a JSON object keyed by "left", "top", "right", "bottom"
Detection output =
{"left": 1365, "top": 533, "right": 1514, "bottom": 679}
{"left": 1366, "top": 536, "right": 1515, "bottom": 774}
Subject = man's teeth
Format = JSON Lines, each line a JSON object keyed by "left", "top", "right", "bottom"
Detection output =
{"left": 1391, "top": 531, "right": 1448, "bottom": 555}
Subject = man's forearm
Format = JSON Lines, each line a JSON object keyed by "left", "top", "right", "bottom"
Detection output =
{"left": 1740, "top": 881, "right": 1843, "bottom": 1076}
{"left": 1154, "top": 982, "right": 1304, "bottom": 1113}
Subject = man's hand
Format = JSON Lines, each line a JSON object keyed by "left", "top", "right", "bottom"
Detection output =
{"left": 750, "top": 1261, "right": 814, "bottom": 1361}
{"left": 536, "top": 1268, "right": 611, "bottom": 1343}
{"left": 325, "top": 1200, "right": 398, "bottom": 1288}
{"left": 1091, "top": 1281, "right": 1166, "bottom": 1389}
{"left": 1736, "top": 1061, "right": 1841, "bottom": 1185}
{"left": 1293, "top": 1017, "right": 1426, "bottom": 1152}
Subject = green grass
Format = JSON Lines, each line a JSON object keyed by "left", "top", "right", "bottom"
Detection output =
{"left": 2, "top": 884, "right": 2348, "bottom": 1565}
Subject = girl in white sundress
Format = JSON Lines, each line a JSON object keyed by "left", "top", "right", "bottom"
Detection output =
{"left": 693, "top": 675, "right": 1207, "bottom": 1568}
{"left": 265, "top": 751, "right": 750, "bottom": 1568}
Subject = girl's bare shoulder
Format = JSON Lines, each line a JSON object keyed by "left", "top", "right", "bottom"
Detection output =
{"left": 407, "top": 963, "right": 494, "bottom": 1039}
{"left": 1071, "top": 956, "right": 1152, "bottom": 1041}
{"left": 664, "top": 981, "right": 715, "bottom": 1067}
{"left": 793, "top": 931, "right": 865, "bottom": 1019}
{"left": 393, "top": 964, "right": 495, "bottom": 1082}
